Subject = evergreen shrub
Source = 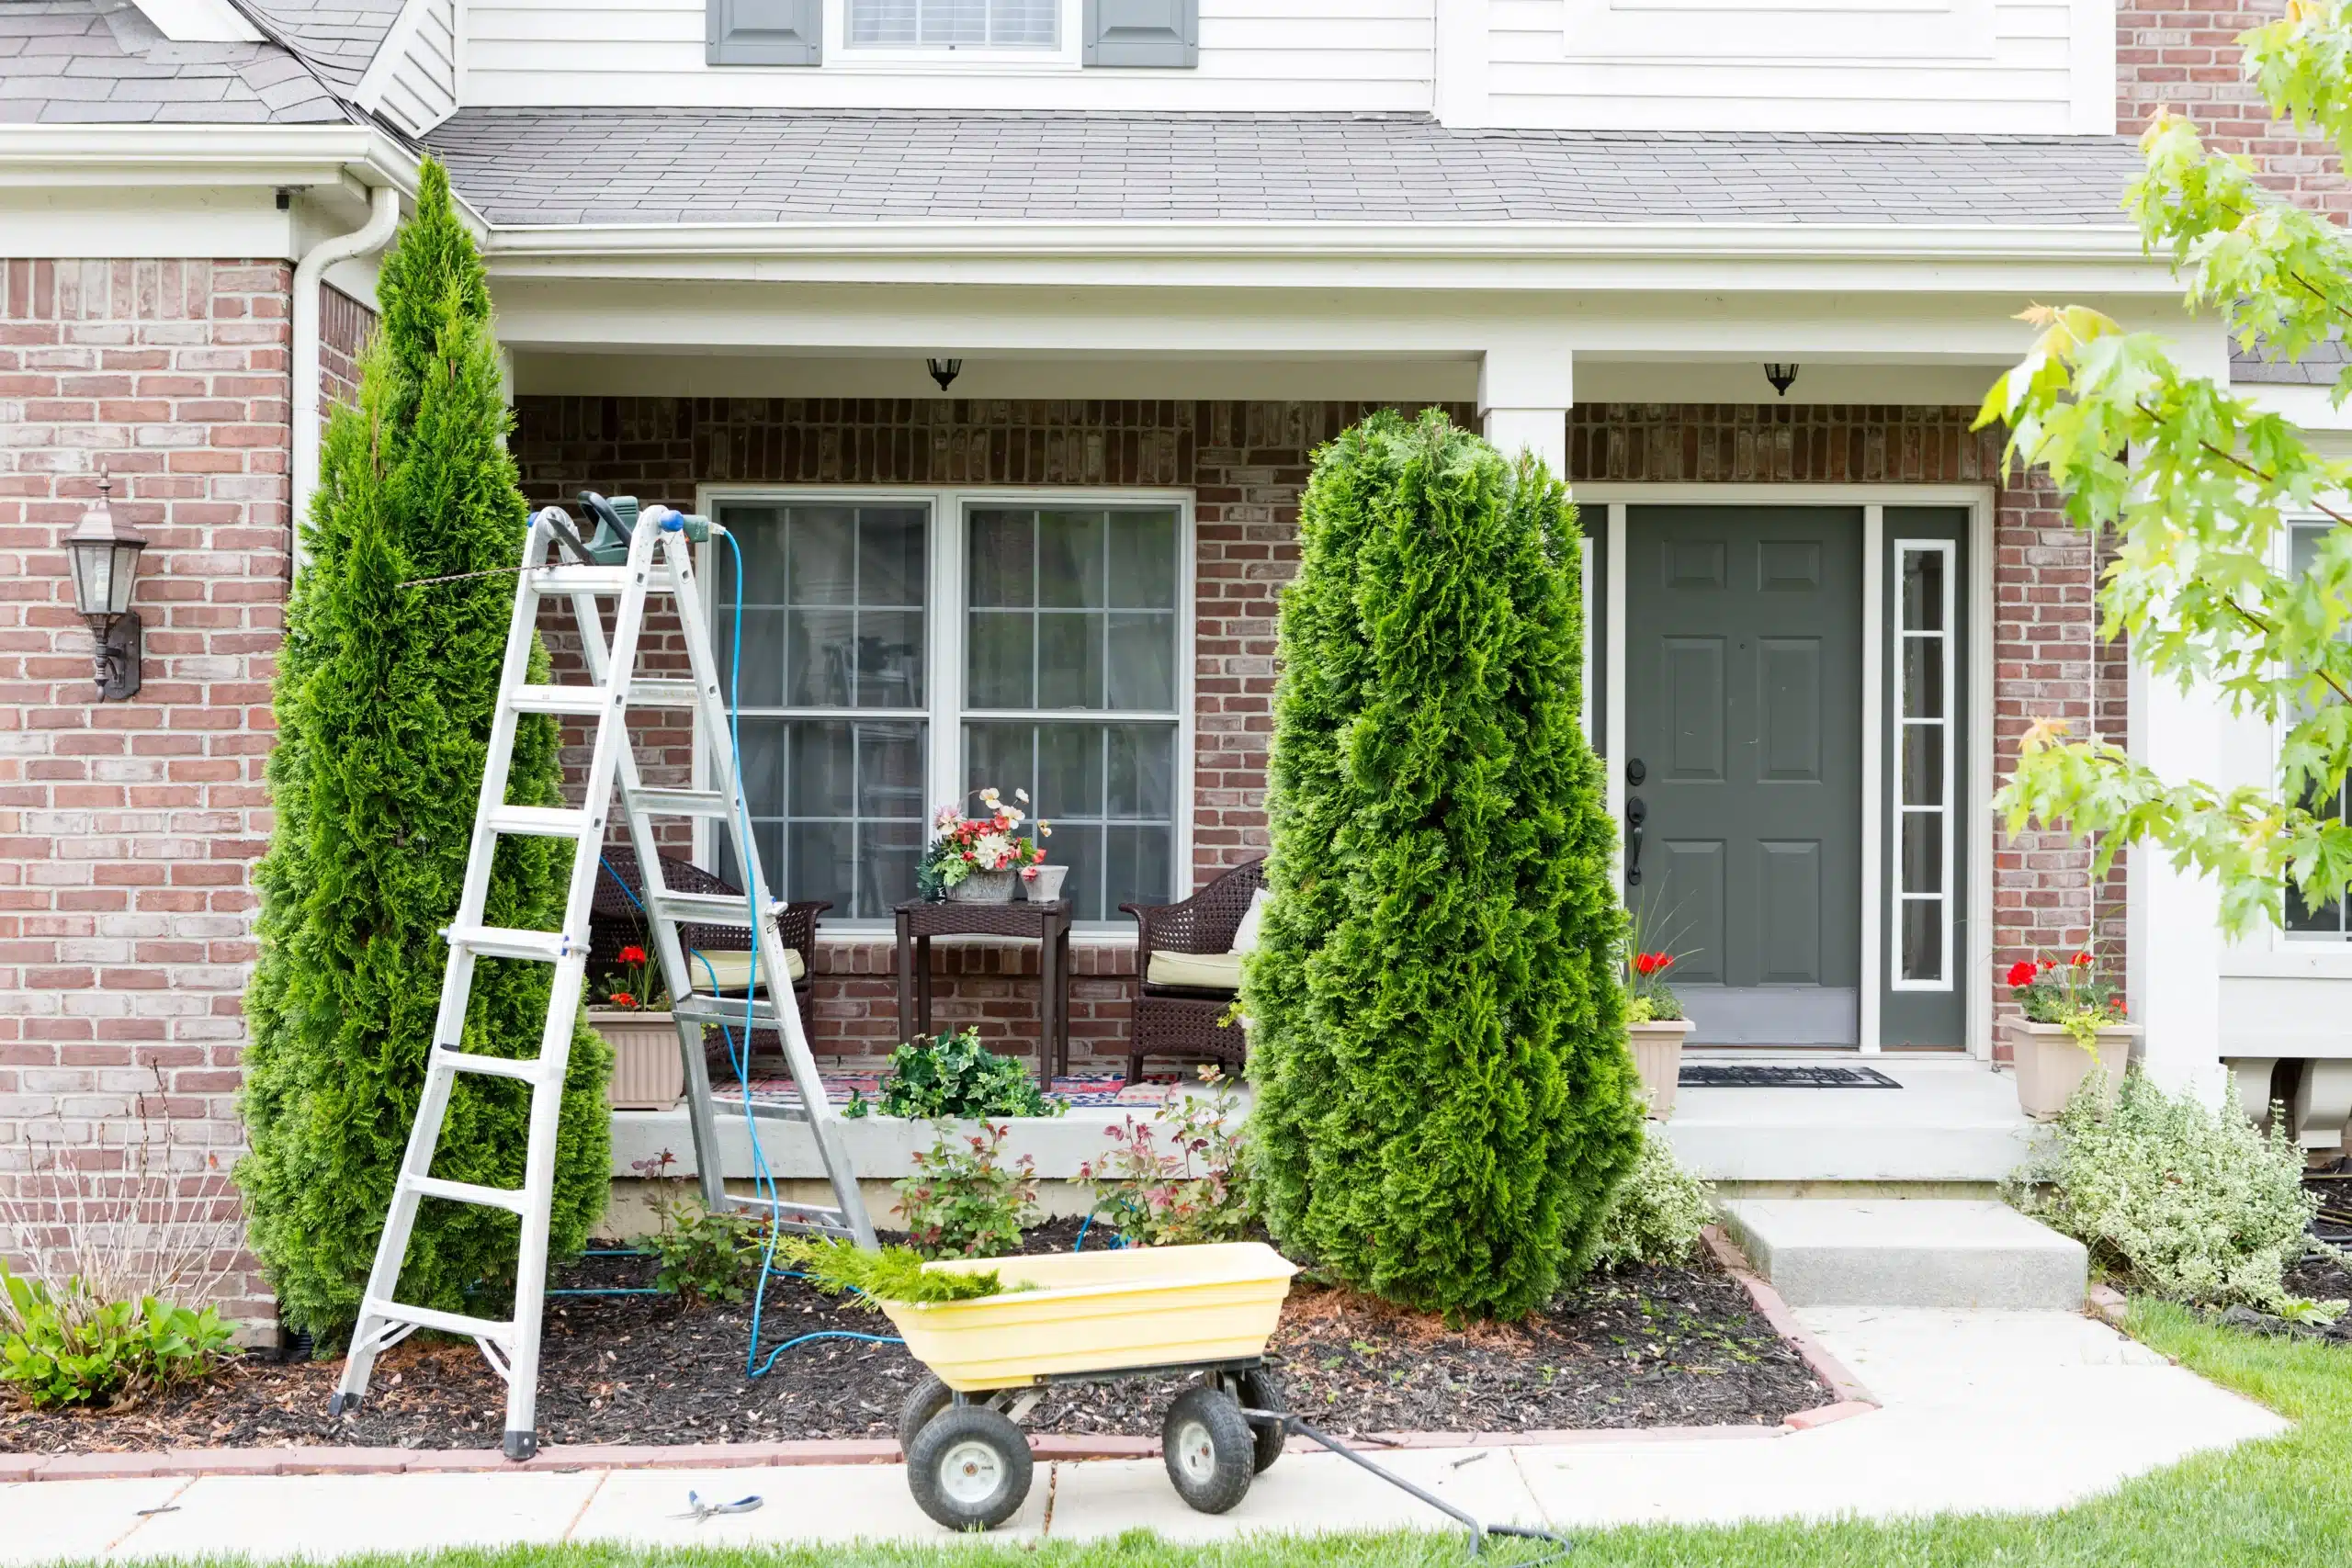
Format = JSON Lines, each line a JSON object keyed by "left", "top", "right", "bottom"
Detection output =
{"left": 1243, "top": 408, "right": 1644, "bottom": 1319}
{"left": 237, "top": 159, "right": 610, "bottom": 1337}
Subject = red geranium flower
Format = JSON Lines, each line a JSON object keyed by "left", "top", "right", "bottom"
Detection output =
{"left": 2004, "top": 961, "right": 2038, "bottom": 988}
{"left": 1633, "top": 952, "right": 1675, "bottom": 977}
{"left": 617, "top": 944, "right": 647, "bottom": 964}
{"left": 609, "top": 991, "right": 636, "bottom": 1009}
{"left": 2071, "top": 952, "right": 2093, "bottom": 967}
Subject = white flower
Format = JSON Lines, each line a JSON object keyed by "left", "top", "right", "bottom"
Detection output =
{"left": 933, "top": 804, "right": 957, "bottom": 828}
{"left": 1014, "top": 788, "right": 1030, "bottom": 803}
{"left": 972, "top": 831, "right": 1015, "bottom": 869}
{"left": 979, "top": 787, "right": 1000, "bottom": 802}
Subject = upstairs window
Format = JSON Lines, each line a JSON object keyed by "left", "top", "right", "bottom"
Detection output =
{"left": 848, "top": 0, "right": 1058, "bottom": 47}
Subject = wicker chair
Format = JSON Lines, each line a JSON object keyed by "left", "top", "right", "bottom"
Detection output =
{"left": 589, "top": 848, "right": 827, "bottom": 1080}
{"left": 1120, "top": 858, "right": 1266, "bottom": 1085}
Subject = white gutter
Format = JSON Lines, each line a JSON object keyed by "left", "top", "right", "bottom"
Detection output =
{"left": 292, "top": 183, "right": 401, "bottom": 533}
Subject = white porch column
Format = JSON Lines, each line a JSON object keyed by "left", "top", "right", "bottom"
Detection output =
{"left": 1477, "top": 344, "right": 1572, "bottom": 474}
{"left": 2127, "top": 662, "right": 2230, "bottom": 1101}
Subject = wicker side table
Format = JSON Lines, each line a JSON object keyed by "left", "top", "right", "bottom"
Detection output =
{"left": 893, "top": 898, "right": 1075, "bottom": 1084}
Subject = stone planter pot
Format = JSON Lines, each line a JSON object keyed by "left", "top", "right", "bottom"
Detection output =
{"left": 1022, "top": 863, "right": 1069, "bottom": 902}
{"left": 592, "top": 1009, "right": 682, "bottom": 1111}
{"left": 2006, "top": 1018, "right": 2140, "bottom": 1122}
{"left": 1626, "top": 1018, "right": 1696, "bottom": 1121}
{"left": 946, "top": 866, "right": 1018, "bottom": 903}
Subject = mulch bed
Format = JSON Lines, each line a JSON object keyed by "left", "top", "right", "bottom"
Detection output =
{"left": 1, "top": 1221, "right": 1830, "bottom": 1455}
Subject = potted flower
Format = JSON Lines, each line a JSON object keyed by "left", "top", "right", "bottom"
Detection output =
{"left": 920, "top": 787, "right": 1050, "bottom": 904}
{"left": 1623, "top": 947, "right": 1694, "bottom": 1120}
{"left": 2001, "top": 949, "right": 2137, "bottom": 1121}
{"left": 590, "top": 943, "right": 682, "bottom": 1111}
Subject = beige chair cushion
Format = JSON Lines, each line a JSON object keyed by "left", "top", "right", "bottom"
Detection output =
{"left": 1147, "top": 949, "right": 1244, "bottom": 991}
{"left": 1229, "top": 886, "right": 1272, "bottom": 954}
{"left": 690, "top": 948, "right": 806, "bottom": 993}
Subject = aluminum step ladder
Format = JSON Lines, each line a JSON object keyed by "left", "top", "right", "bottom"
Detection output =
{"left": 330, "top": 500, "right": 876, "bottom": 1460}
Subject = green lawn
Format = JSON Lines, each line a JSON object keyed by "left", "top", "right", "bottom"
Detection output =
{"left": 76, "top": 1304, "right": 2352, "bottom": 1568}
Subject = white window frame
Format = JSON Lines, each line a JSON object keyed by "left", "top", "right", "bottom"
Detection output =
{"left": 830, "top": 0, "right": 1079, "bottom": 66}
{"left": 1889, "top": 537, "right": 1957, "bottom": 991}
{"left": 694, "top": 483, "right": 1194, "bottom": 938}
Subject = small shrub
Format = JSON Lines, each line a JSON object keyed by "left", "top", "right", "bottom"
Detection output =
{"left": 847, "top": 1028, "right": 1060, "bottom": 1121}
{"left": 1080, "top": 1067, "right": 1253, "bottom": 1247}
{"left": 783, "top": 1238, "right": 1023, "bottom": 1306}
{"left": 1584, "top": 1127, "right": 1715, "bottom": 1274}
{"left": 2010, "top": 1070, "right": 2322, "bottom": 1312}
{"left": 0, "top": 1267, "right": 236, "bottom": 1410}
{"left": 897, "top": 1121, "right": 1039, "bottom": 1259}
{"left": 628, "top": 1149, "right": 753, "bottom": 1304}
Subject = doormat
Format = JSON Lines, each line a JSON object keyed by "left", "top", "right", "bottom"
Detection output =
{"left": 1678, "top": 1064, "right": 1902, "bottom": 1089}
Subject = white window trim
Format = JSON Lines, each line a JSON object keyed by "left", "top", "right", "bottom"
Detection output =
{"left": 693, "top": 483, "right": 1195, "bottom": 941}
{"left": 828, "top": 0, "right": 1080, "bottom": 68}
{"left": 1890, "top": 537, "right": 1956, "bottom": 993}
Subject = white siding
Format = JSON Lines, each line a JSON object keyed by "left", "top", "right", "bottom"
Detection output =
{"left": 461, "top": 0, "right": 1434, "bottom": 111}
{"left": 1489, "top": 0, "right": 2105, "bottom": 133}
{"left": 364, "top": 0, "right": 460, "bottom": 134}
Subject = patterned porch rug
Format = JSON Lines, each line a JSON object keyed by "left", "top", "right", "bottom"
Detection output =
{"left": 718, "top": 1070, "right": 1173, "bottom": 1111}
{"left": 1679, "top": 1064, "right": 1902, "bottom": 1089}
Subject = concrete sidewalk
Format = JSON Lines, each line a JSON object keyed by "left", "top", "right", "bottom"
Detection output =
{"left": 0, "top": 1307, "right": 2288, "bottom": 1561}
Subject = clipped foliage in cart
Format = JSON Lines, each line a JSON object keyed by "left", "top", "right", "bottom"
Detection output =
{"left": 237, "top": 158, "right": 610, "bottom": 1338}
{"left": 1245, "top": 408, "right": 1644, "bottom": 1319}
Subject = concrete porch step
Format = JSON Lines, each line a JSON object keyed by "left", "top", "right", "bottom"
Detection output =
{"left": 1717, "top": 1198, "right": 2088, "bottom": 1310}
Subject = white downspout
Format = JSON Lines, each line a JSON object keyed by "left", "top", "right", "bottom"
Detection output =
{"left": 291, "top": 184, "right": 401, "bottom": 536}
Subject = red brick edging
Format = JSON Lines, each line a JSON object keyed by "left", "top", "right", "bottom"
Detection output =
{"left": 3, "top": 1233, "right": 1874, "bottom": 1483}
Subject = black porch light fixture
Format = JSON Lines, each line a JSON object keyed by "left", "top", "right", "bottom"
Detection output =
{"left": 926, "top": 356, "right": 963, "bottom": 391}
{"left": 1764, "top": 363, "right": 1800, "bottom": 397}
{"left": 63, "top": 468, "right": 147, "bottom": 701}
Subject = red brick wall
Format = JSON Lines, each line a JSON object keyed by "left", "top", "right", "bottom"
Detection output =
{"left": 511, "top": 397, "right": 1466, "bottom": 1070}
{"left": 2119, "top": 3, "right": 2350, "bottom": 212}
{"left": 1567, "top": 403, "right": 2100, "bottom": 1049}
{"left": 319, "top": 285, "right": 371, "bottom": 415}
{"left": 0, "top": 259, "right": 291, "bottom": 1323}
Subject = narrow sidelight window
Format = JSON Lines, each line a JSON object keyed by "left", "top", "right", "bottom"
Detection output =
{"left": 1893, "top": 540, "right": 1954, "bottom": 987}
{"left": 2286, "top": 521, "right": 2351, "bottom": 938}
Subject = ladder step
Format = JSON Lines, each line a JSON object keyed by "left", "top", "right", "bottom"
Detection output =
{"left": 408, "top": 1175, "right": 531, "bottom": 1215}
{"left": 363, "top": 1298, "right": 515, "bottom": 1345}
{"left": 720, "top": 1193, "right": 855, "bottom": 1235}
{"left": 743, "top": 1099, "right": 810, "bottom": 1124}
{"left": 628, "top": 680, "right": 700, "bottom": 709}
{"left": 509, "top": 683, "right": 611, "bottom": 716}
{"left": 484, "top": 805, "right": 595, "bottom": 839}
{"left": 433, "top": 1047, "right": 551, "bottom": 1085}
{"left": 673, "top": 994, "right": 784, "bottom": 1028}
{"left": 527, "top": 566, "right": 684, "bottom": 596}
{"left": 445, "top": 925, "right": 575, "bottom": 963}
{"left": 651, "top": 892, "right": 766, "bottom": 927}
{"left": 626, "top": 787, "right": 734, "bottom": 819}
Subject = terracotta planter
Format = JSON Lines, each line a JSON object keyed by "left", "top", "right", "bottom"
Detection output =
{"left": 1626, "top": 1018, "right": 1696, "bottom": 1121}
{"left": 2006, "top": 1018, "right": 2140, "bottom": 1122}
{"left": 946, "top": 867, "right": 1018, "bottom": 903}
{"left": 593, "top": 1009, "right": 683, "bottom": 1111}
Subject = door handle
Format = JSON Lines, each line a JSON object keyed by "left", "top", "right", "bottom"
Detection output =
{"left": 1625, "top": 795, "right": 1647, "bottom": 886}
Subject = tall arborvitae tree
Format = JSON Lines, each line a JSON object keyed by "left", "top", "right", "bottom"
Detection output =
{"left": 1243, "top": 409, "right": 1641, "bottom": 1319}
{"left": 239, "top": 160, "right": 609, "bottom": 1337}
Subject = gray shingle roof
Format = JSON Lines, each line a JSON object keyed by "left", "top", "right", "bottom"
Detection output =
{"left": 424, "top": 110, "right": 2146, "bottom": 228}
{"left": 2232, "top": 335, "right": 2352, "bottom": 385}
{"left": 243, "top": 0, "right": 402, "bottom": 95}
{"left": 0, "top": 0, "right": 354, "bottom": 124}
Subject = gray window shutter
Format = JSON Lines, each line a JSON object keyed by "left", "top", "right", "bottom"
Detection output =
{"left": 1083, "top": 0, "right": 1198, "bottom": 67}
{"left": 708, "top": 0, "right": 820, "bottom": 65}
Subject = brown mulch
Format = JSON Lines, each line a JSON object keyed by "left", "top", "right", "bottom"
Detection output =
{"left": 1, "top": 1222, "right": 1830, "bottom": 1455}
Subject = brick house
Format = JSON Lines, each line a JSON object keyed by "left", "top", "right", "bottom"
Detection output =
{"left": 3, "top": 0, "right": 2347, "bottom": 1329}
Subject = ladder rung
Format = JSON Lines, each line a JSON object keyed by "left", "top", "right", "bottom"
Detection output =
{"left": 445, "top": 924, "right": 575, "bottom": 962}
{"left": 527, "top": 566, "right": 683, "bottom": 596}
{"left": 651, "top": 892, "right": 764, "bottom": 927}
{"left": 673, "top": 994, "right": 783, "bottom": 1028}
{"left": 509, "top": 683, "right": 610, "bottom": 716}
{"left": 433, "top": 1047, "right": 550, "bottom": 1085}
{"left": 721, "top": 1194, "right": 854, "bottom": 1235}
{"left": 627, "top": 788, "right": 734, "bottom": 819}
{"left": 485, "top": 805, "right": 594, "bottom": 839}
{"left": 628, "top": 680, "right": 700, "bottom": 708}
{"left": 408, "top": 1175, "right": 531, "bottom": 1215}
{"left": 742, "top": 1097, "right": 810, "bottom": 1123}
{"left": 363, "top": 1298, "right": 514, "bottom": 1344}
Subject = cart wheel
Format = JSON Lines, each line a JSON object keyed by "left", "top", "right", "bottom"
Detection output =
{"left": 898, "top": 1373, "right": 956, "bottom": 1457}
{"left": 908, "top": 1404, "right": 1033, "bottom": 1531}
{"left": 1234, "top": 1367, "right": 1288, "bottom": 1473}
{"left": 1162, "top": 1384, "right": 1256, "bottom": 1515}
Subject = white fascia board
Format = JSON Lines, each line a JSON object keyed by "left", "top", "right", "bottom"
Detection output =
{"left": 130, "top": 0, "right": 262, "bottom": 42}
{"left": 2238, "top": 381, "right": 2352, "bottom": 433}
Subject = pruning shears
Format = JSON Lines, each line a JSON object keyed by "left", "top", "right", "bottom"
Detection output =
{"left": 673, "top": 1491, "right": 764, "bottom": 1523}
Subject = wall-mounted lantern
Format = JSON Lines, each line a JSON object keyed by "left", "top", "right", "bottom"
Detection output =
{"left": 926, "top": 357, "right": 963, "bottom": 391}
{"left": 63, "top": 469, "right": 146, "bottom": 701}
{"left": 1764, "top": 363, "right": 1800, "bottom": 398}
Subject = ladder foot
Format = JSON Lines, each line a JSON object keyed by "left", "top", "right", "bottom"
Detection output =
{"left": 327, "top": 1392, "right": 360, "bottom": 1417}
{"left": 503, "top": 1429, "right": 540, "bottom": 1462}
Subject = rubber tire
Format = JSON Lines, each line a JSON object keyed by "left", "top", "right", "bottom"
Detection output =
{"left": 1234, "top": 1367, "right": 1288, "bottom": 1474}
{"left": 907, "top": 1404, "right": 1034, "bottom": 1531}
{"left": 898, "top": 1373, "right": 956, "bottom": 1458}
{"left": 1161, "top": 1384, "right": 1257, "bottom": 1515}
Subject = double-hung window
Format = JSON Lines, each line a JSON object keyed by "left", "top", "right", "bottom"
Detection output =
{"left": 712, "top": 491, "right": 1188, "bottom": 929}
{"left": 2287, "top": 520, "right": 2351, "bottom": 939}
{"left": 847, "top": 0, "right": 1058, "bottom": 47}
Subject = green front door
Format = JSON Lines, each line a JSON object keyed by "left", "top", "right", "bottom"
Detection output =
{"left": 1624, "top": 507, "right": 1864, "bottom": 1045}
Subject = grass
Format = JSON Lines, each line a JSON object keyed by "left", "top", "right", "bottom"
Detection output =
{"left": 44, "top": 1303, "right": 2352, "bottom": 1568}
